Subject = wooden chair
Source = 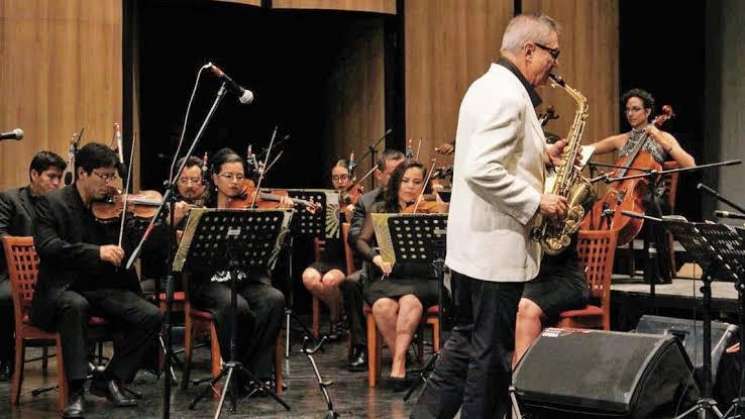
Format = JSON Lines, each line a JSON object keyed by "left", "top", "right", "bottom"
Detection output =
{"left": 340, "top": 222, "right": 441, "bottom": 386}
{"left": 180, "top": 274, "right": 284, "bottom": 396}
{"left": 557, "top": 229, "right": 618, "bottom": 331}
{"left": 2, "top": 236, "right": 108, "bottom": 413}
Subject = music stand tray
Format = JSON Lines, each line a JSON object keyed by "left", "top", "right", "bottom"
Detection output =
{"left": 287, "top": 189, "right": 329, "bottom": 239}
{"left": 178, "top": 208, "right": 292, "bottom": 416}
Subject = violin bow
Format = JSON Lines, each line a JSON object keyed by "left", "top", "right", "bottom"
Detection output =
{"left": 250, "top": 126, "right": 278, "bottom": 208}
{"left": 412, "top": 158, "right": 438, "bottom": 214}
{"left": 117, "top": 132, "right": 137, "bottom": 248}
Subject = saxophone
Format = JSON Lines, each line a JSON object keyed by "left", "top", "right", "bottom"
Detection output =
{"left": 532, "top": 74, "right": 595, "bottom": 255}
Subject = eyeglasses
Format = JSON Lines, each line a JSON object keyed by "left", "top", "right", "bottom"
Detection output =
{"left": 534, "top": 42, "right": 560, "bottom": 60}
{"left": 91, "top": 171, "right": 118, "bottom": 182}
{"left": 178, "top": 176, "right": 203, "bottom": 185}
{"left": 332, "top": 174, "right": 349, "bottom": 182}
{"left": 218, "top": 173, "right": 245, "bottom": 182}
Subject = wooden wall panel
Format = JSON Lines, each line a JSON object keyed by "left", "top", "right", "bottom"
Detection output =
{"left": 405, "top": 0, "right": 514, "bottom": 168}
{"left": 323, "top": 18, "right": 386, "bottom": 189}
{"left": 522, "top": 0, "right": 619, "bottom": 160}
{"left": 272, "top": 0, "right": 395, "bottom": 14}
{"left": 0, "top": 0, "right": 123, "bottom": 191}
{"left": 212, "top": 0, "right": 262, "bottom": 6}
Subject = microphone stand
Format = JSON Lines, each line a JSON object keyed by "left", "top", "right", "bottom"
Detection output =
{"left": 697, "top": 183, "right": 745, "bottom": 214}
{"left": 355, "top": 129, "right": 392, "bottom": 189}
{"left": 126, "top": 82, "right": 228, "bottom": 419}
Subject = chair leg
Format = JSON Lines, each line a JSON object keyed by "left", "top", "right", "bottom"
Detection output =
{"left": 42, "top": 346, "right": 48, "bottom": 376}
{"left": 312, "top": 296, "right": 320, "bottom": 339}
{"left": 11, "top": 338, "right": 25, "bottom": 406}
{"left": 180, "top": 317, "right": 193, "bottom": 390}
{"left": 430, "top": 318, "right": 440, "bottom": 353}
{"left": 210, "top": 322, "right": 222, "bottom": 400}
{"left": 55, "top": 336, "right": 67, "bottom": 414}
{"left": 366, "top": 312, "right": 380, "bottom": 387}
{"left": 275, "top": 335, "right": 283, "bottom": 394}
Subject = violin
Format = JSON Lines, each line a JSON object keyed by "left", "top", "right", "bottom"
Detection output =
{"left": 402, "top": 196, "right": 447, "bottom": 214}
{"left": 227, "top": 179, "right": 318, "bottom": 213}
{"left": 92, "top": 189, "right": 164, "bottom": 222}
{"left": 582, "top": 105, "right": 675, "bottom": 245}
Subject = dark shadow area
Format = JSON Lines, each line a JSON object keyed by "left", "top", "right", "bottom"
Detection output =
{"left": 619, "top": 1, "right": 706, "bottom": 221}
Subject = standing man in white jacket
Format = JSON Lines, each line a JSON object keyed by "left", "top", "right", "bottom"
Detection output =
{"left": 414, "top": 13, "right": 568, "bottom": 419}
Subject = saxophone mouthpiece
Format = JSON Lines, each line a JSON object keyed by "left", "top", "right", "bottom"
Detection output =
{"left": 548, "top": 73, "right": 565, "bottom": 87}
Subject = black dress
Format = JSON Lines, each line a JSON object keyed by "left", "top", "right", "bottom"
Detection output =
{"left": 355, "top": 202, "right": 439, "bottom": 308}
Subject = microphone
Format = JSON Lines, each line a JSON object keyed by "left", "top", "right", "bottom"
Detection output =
{"left": 206, "top": 63, "right": 254, "bottom": 104}
{"left": 697, "top": 182, "right": 719, "bottom": 197}
{"left": 714, "top": 210, "right": 745, "bottom": 220}
{"left": 0, "top": 128, "right": 23, "bottom": 141}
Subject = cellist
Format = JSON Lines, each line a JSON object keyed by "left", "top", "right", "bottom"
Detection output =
{"left": 590, "top": 88, "right": 696, "bottom": 281}
{"left": 591, "top": 88, "right": 694, "bottom": 168}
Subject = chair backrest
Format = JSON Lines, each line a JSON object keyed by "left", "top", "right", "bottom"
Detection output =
{"left": 341, "top": 222, "right": 357, "bottom": 275}
{"left": 2, "top": 236, "right": 39, "bottom": 325}
{"left": 661, "top": 160, "right": 680, "bottom": 212}
{"left": 576, "top": 229, "right": 618, "bottom": 330}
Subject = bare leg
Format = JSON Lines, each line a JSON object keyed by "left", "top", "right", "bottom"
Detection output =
{"left": 303, "top": 268, "right": 342, "bottom": 321}
{"left": 372, "top": 298, "right": 399, "bottom": 355}
{"left": 321, "top": 269, "right": 345, "bottom": 322}
{"left": 513, "top": 298, "right": 545, "bottom": 368}
{"left": 391, "top": 294, "right": 423, "bottom": 378}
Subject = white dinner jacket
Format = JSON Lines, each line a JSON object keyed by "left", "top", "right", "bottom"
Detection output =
{"left": 445, "top": 63, "right": 547, "bottom": 283}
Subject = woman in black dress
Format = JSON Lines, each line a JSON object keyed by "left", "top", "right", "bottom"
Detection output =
{"left": 355, "top": 160, "right": 440, "bottom": 390}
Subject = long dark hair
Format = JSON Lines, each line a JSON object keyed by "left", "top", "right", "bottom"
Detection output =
{"left": 383, "top": 160, "right": 426, "bottom": 213}
{"left": 204, "top": 147, "right": 244, "bottom": 207}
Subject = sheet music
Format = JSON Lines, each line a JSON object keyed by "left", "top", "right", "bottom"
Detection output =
{"left": 372, "top": 213, "right": 396, "bottom": 264}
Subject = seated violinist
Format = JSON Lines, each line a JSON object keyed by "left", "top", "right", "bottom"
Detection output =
{"left": 138, "top": 155, "right": 203, "bottom": 297}
{"left": 355, "top": 160, "right": 443, "bottom": 391}
{"left": 175, "top": 155, "right": 207, "bottom": 206}
{"left": 31, "top": 143, "right": 163, "bottom": 418}
{"left": 187, "top": 147, "right": 286, "bottom": 389}
{"left": 301, "top": 160, "right": 351, "bottom": 339}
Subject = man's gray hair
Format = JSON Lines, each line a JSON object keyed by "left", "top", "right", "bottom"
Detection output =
{"left": 500, "top": 13, "right": 560, "bottom": 55}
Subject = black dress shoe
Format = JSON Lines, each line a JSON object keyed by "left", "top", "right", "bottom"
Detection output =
{"left": 387, "top": 376, "right": 414, "bottom": 393}
{"left": 90, "top": 378, "right": 137, "bottom": 407}
{"left": 347, "top": 346, "right": 367, "bottom": 372}
{"left": 62, "top": 390, "right": 85, "bottom": 418}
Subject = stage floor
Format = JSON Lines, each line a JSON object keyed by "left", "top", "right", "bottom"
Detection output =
{"left": 0, "top": 325, "right": 430, "bottom": 418}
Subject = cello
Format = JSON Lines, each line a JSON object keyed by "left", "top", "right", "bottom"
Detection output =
{"left": 583, "top": 105, "right": 675, "bottom": 245}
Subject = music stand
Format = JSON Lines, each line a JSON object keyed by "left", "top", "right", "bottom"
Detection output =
{"left": 280, "top": 190, "right": 329, "bottom": 357}
{"left": 371, "top": 213, "right": 448, "bottom": 401}
{"left": 177, "top": 208, "right": 292, "bottom": 417}
{"left": 661, "top": 217, "right": 745, "bottom": 419}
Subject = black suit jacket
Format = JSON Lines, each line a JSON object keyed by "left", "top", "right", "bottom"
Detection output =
{"left": 347, "top": 187, "right": 384, "bottom": 249}
{"left": 31, "top": 185, "right": 141, "bottom": 330}
{"left": 0, "top": 186, "right": 38, "bottom": 282}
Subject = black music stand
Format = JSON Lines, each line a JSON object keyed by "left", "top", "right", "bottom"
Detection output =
{"left": 662, "top": 218, "right": 745, "bottom": 419}
{"left": 178, "top": 208, "right": 291, "bottom": 417}
{"left": 372, "top": 213, "right": 449, "bottom": 401}
{"left": 281, "top": 190, "right": 328, "bottom": 357}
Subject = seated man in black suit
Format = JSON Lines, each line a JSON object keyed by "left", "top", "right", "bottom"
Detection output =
{"left": 0, "top": 150, "right": 66, "bottom": 381}
{"left": 32, "top": 143, "right": 162, "bottom": 418}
